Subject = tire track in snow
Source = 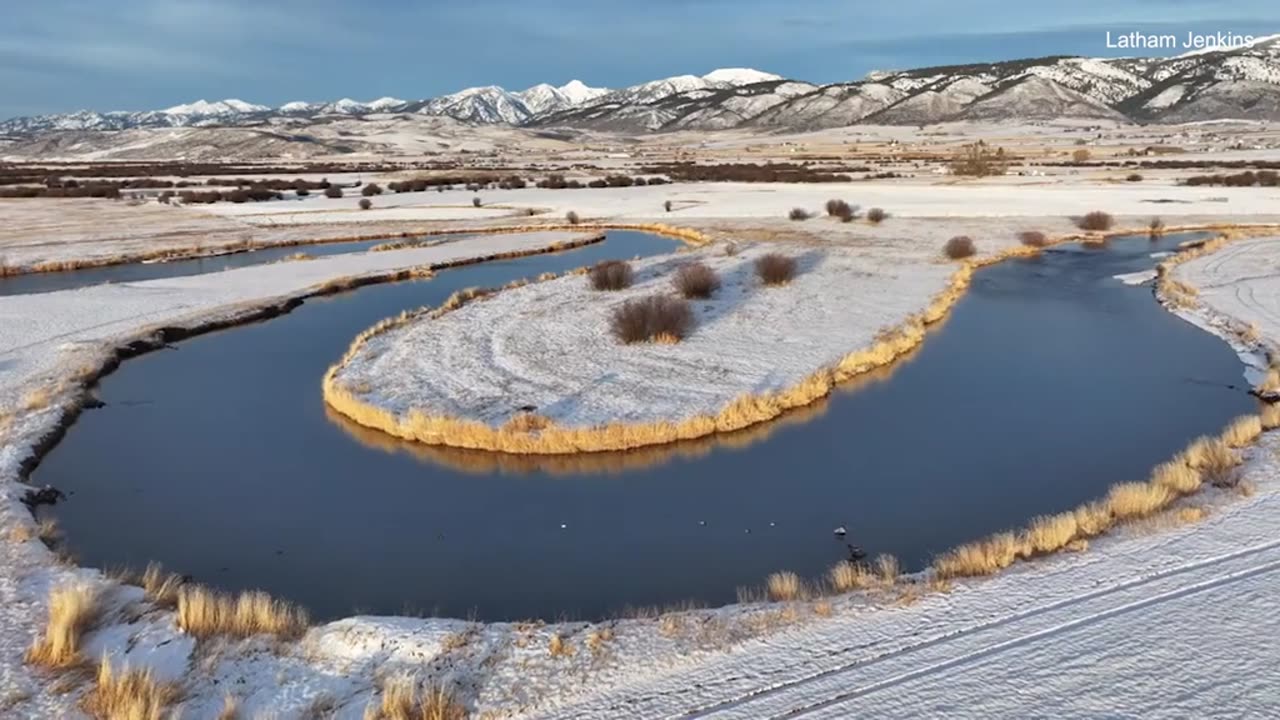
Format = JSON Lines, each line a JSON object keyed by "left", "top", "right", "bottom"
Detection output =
{"left": 686, "top": 538, "right": 1280, "bottom": 719}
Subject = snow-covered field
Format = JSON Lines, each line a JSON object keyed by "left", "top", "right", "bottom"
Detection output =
{"left": 201, "top": 177, "right": 1280, "bottom": 225}
{"left": 3, "top": 198, "right": 1280, "bottom": 717}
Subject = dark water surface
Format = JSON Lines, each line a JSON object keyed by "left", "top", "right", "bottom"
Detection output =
{"left": 0, "top": 234, "right": 468, "bottom": 296}
{"left": 35, "top": 231, "right": 1257, "bottom": 621}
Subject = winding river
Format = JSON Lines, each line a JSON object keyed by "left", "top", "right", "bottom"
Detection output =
{"left": 31, "top": 230, "right": 1257, "bottom": 621}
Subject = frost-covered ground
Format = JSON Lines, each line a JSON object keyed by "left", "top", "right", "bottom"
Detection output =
{"left": 3, "top": 212, "right": 1280, "bottom": 717}
{"left": 332, "top": 241, "right": 953, "bottom": 430}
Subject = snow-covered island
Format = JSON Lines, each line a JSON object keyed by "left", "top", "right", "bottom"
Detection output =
{"left": 324, "top": 240, "right": 963, "bottom": 453}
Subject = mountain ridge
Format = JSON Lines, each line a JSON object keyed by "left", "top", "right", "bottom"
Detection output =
{"left": 4, "top": 42, "right": 1280, "bottom": 136}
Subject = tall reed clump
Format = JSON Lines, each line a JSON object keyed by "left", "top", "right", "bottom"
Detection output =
{"left": 26, "top": 583, "right": 100, "bottom": 668}
{"left": 766, "top": 571, "right": 803, "bottom": 601}
{"left": 588, "top": 260, "right": 633, "bottom": 291}
{"left": 672, "top": 262, "right": 721, "bottom": 299}
{"left": 81, "top": 657, "right": 179, "bottom": 720}
{"left": 755, "top": 253, "right": 797, "bottom": 285}
{"left": 176, "top": 586, "right": 309, "bottom": 640}
{"left": 365, "top": 675, "right": 466, "bottom": 720}
{"left": 611, "top": 296, "right": 693, "bottom": 344}
{"left": 828, "top": 561, "right": 875, "bottom": 592}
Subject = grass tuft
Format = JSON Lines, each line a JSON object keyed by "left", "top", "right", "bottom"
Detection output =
{"left": 1024, "top": 513, "right": 1079, "bottom": 555}
{"left": 933, "top": 531, "right": 1022, "bottom": 579}
{"left": 1150, "top": 460, "right": 1202, "bottom": 495}
{"left": 81, "top": 657, "right": 179, "bottom": 720}
{"left": 828, "top": 562, "right": 875, "bottom": 593}
{"left": 1106, "top": 482, "right": 1173, "bottom": 521}
{"left": 176, "top": 586, "right": 308, "bottom": 640}
{"left": 26, "top": 583, "right": 100, "bottom": 669}
{"left": 1221, "top": 414, "right": 1262, "bottom": 448}
{"left": 364, "top": 675, "right": 466, "bottom": 720}
{"left": 766, "top": 571, "right": 803, "bottom": 601}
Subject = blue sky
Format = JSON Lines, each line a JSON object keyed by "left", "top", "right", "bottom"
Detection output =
{"left": 1, "top": 0, "right": 1276, "bottom": 117}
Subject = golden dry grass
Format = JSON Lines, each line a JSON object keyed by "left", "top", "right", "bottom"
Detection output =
{"left": 1024, "top": 512, "right": 1079, "bottom": 555}
{"left": 548, "top": 633, "right": 575, "bottom": 658}
{"left": 26, "top": 583, "right": 100, "bottom": 669}
{"left": 176, "top": 586, "right": 308, "bottom": 640}
{"left": 1184, "top": 436, "right": 1242, "bottom": 486}
{"left": 1106, "top": 482, "right": 1174, "bottom": 521}
{"left": 81, "top": 657, "right": 179, "bottom": 720}
{"left": 828, "top": 562, "right": 875, "bottom": 593}
{"left": 140, "top": 564, "right": 183, "bottom": 609}
{"left": 21, "top": 388, "right": 54, "bottom": 412}
{"left": 813, "top": 600, "right": 833, "bottom": 617}
{"left": 364, "top": 675, "right": 466, "bottom": 720}
{"left": 1259, "top": 369, "right": 1280, "bottom": 395}
{"left": 1262, "top": 402, "right": 1280, "bottom": 430}
{"left": 766, "top": 571, "right": 803, "bottom": 601}
{"left": 1222, "top": 415, "right": 1263, "bottom": 448}
{"left": 1150, "top": 460, "right": 1202, "bottom": 495}
{"left": 933, "top": 531, "right": 1021, "bottom": 579}
{"left": 1072, "top": 502, "right": 1115, "bottom": 537}
{"left": 218, "top": 694, "right": 240, "bottom": 720}
{"left": 586, "top": 626, "right": 614, "bottom": 655}
{"left": 874, "top": 554, "right": 900, "bottom": 585}
{"left": 500, "top": 413, "right": 553, "bottom": 434}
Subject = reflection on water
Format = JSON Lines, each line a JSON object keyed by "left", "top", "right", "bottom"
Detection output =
{"left": 325, "top": 347, "right": 919, "bottom": 477}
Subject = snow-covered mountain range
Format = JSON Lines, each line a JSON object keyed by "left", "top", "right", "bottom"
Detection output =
{"left": 5, "top": 38, "right": 1280, "bottom": 136}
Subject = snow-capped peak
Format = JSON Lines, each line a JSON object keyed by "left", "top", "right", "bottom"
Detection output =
{"left": 279, "top": 101, "right": 316, "bottom": 113}
{"left": 557, "top": 80, "right": 610, "bottom": 104}
{"left": 161, "top": 99, "right": 268, "bottom": 116}
{"left": 702, "top": 68, "right": 783, "bottom": 85}
{"left": 366, "top": 97, "right": 406, "bottom": 111}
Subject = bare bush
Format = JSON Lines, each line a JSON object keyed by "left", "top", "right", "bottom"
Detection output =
{"left": 1077, "top": 211, "right": 1114, "bottom": 231}
{"left": 755, "top": 253, "right": 797, "bottom": 285}
{"left": 324, "top": 186, "right": 343, "bottom": 199}
{"left": 472, "top": 197, "right": 482, "bottom": 208}
{"left": 1072, "top": 148, "right": 1092, "bottom": 163}
{"left": 358, "top": 198, "right": 372, "bottom": 210}
{"left": 944, "top": 236, "right": 976, "bottom": 259}
{"left": 611, "top": 295, "right": 694, "bottom": 344}
{"left": 565, "top": 210, "right": 581, "bottom": 225}
{"left": 589, "top": 260, "right": 633, "bottom": 291}
{"left": 866, "top": 207, "right": 887, "bottom": 224}
{"left": 664, "top": 200, "right": 673, "bottom": 212}
{"left": 361, "top": 183, "right": 383, "bottom": 197}
{"left": 672, "top": 262, "right": 721, "bottom": 298}
{"left": 1018, "top": 230, "right": 1048, "bottom": 247}
{"left": 1149, "top": 217, "right": 1165, "bottom": 236}
{"left": 825, "top": 199, "right": 853, "bottom": 219}
{"left": 1126, "top": 173, "right": 1143, "bottom": 182}
{"left": 789, "top": 208, "right": 812, "bottom": 221}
